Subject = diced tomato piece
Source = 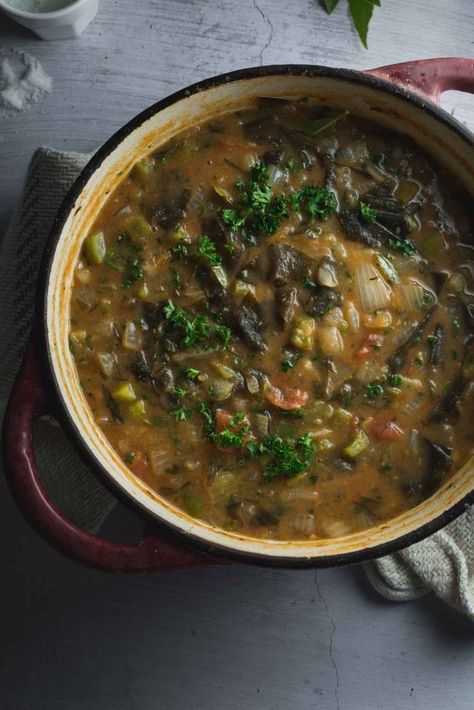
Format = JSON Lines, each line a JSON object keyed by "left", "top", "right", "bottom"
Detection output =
{"left": 129, "top": 454, "right": 148, "bottom": 476}
{"left": 356, "top": 333, "right": 384, "bottom": 359}
{"left": 371, "top": 415, "right": 405, "bottom": 441}
{"left": 264, "top": 377, "right": 308, "bottom": 411}
{"left": 214, "top": 409, "right": 234, "bottom": 433}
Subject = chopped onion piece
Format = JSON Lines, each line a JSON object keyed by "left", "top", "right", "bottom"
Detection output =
{"left": 344, "top": 301, "right": 360, "bottom": 332}
{"left": 355, "top": 263, "right": 392, "bottom": 312}
{"left": 396, "top": 281, "right": 434, "bottom": 311}
{"left": 292, "top": 513, "right": 316, "bottom": 536}
{"left": 97, "top": 352, "right": 117, "bottom": 378}
{"left": 267, "top": 164, "right": 286, "bottom": 185}
{"left": 362, "top": 311, "right": 392, "bottom": 329}
{"left": 150, "top": 449, "right": 175, "bottom": 477}
{"left": 122, "top": 321, "right": 142, "bottom": 350}
{"left": 317, "top": 257, "right": 338, "bottom": 288}
{"left": 246, "top": 373, "right": 260, "bottom": 394}
{"left": 319, "top": 326, "right": 344, "bottom": 354}
{"left": 254, "top": 412, "right": 270, "bottom": 437}
{"left": 75, "top": 284, "right": 98, "bottom": 311}
{"left": 280, "top": 488, "right": 319, "bottom": 503}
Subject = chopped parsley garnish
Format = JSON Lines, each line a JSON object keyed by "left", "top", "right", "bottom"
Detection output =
{"left": 216, "top": 325, "right": 232, "bottom": 348}
{"left": 122, "top": 254, "right": 143, "bottom": 288}
{"left": 172, "top": 243, "right": 188, "bottom": 258}
{"left": 366, "top": 382, "right": 384, "bottom": 398}
{"left": 221, "top": 161, "right": 289, "bottom": 236}
{"left": 359, "top": 201, "right": 377, "bottom": 222}
{"left": 185, "top": 367, "right": 201, "bottom": 380}
{"left": 212, "top": 412, "right": 249, "bottom": 448}
{"left": 124, "top": 451, "right": 136, "bottom": 464}
{"left": 213, "top": 429, "right": 245, "bottom": 448}
{"left": 173, "top": 387, "right": 188, "bottom": 400}
{"left": 290, "top": 184, "right": 337, "bottom": 221}
{"left": 171, "top": 405, "right": 192, "bottom": 421}
{"left": 256, "top": 433, "right": 316, "bottom": 481}
{"left": 198, "top": 235, "right": 222, "bottom": 266}
{"left": 164, "top": 301, "right": 211, "bottom": 348}
{"left": 388, "top": 238, "right": 416, "bottom": 256}
{"left": 281, "top": 351, "right": 301, "bottom": 372}
{"left": 196, "top": 401, "right": 214, "bottom": 431}
{"left": 387, "top": 374, "right": 402, "bottom": 387}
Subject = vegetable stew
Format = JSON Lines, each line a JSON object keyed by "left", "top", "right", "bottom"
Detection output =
{"left": 70, "top": 99, "right": 474, "bottom": 540}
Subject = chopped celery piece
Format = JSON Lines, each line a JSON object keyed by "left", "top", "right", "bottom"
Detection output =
{"left": 333, "top": 408, "right": 352, "bottom": 423}
{"left": 138, "top": 282, "right": 149, "bottom": 299}
{"left": 396, "top": 180, "right": 419, "bottom": 204}
{"left": 126, "top": 216, "right": 152, "bottom": 242}
{"left": 211, "top": 264, "right": 228, "bottom": 289}
{"left": 70, "top": 330, "right": 87, "bottom": 343}
{"left": 129, "top": 399, "right": 146, "bottom": 418}
{"left": 213, "top": 363, "right": 237, "bottom": 381}
{"left": 97, "top": 352, "right": 116, "bottom": 378}
{"left": 310, "top": 400, "right": 334, "bottom": 420}
{"left": 113, "top": 382, "right": 137, "bottom": 403}
{"left": 183, "top": 490, "right": 205, "bottom": 518}
{"left": 376, "top": 254, "right": 399, "bottom": 284}
{"left": 232, "top": 279, "right": 253, "bottom": 299}
{"left": 210, "top": 472, "right": 237, "bottom": 503}
{"left": 214, "top": 185, "right": 233, "bottom": 204}
{"left": 84, "top": 232, "right": 106, "bottom": 265}
{"left": 132, "top": 156, "right": 155, "bottom": 184}
{"left": 343, "top": 430, "right": 369, "bottom": 459}
{"left": 290, "top": 315, "right": 316, "bottom": 351}
{"left": 169, "top": 227, "right": 190, "bottom": 245}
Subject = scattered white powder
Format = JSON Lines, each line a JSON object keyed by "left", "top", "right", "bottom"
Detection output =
{"left": 3, "top": 0, "right": 72, "bottom": 11}
{"left": 0, "top": 49, "right": 52, "bottom": 118}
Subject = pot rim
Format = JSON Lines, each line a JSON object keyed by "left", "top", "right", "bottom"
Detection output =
{"left": 38, "top": 63, "right": 474, "bottom": 568}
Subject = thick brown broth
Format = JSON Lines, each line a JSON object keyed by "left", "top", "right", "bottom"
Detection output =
{"left": 70, "top": 99, "right": 474, "bottom": 540}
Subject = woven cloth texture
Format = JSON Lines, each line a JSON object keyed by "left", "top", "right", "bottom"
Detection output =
{"left": 1, "top": 148, "right": 473, "bottom": 617}
{"left": 0, "top": 147, "right": 115, "bottom": 532}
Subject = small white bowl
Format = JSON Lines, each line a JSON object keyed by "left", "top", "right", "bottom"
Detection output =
{"left": 0, "top": 0, "right": 99, "bottom": 40}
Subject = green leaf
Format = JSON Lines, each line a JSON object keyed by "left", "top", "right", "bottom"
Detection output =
{"left": 299, "top": 110, "right": 349, "bottom": 135}
{"left": 348, "top": 0, "right": 380, "bottom": 48}
{"left": 323, "top": 0, "right": 340, "bottom": 13}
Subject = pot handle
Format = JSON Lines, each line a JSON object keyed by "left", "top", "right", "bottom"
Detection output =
{"left": 367, "top": 57, "right": 474, "bottom": 104}
{"left": 2, "top": 339, "right": 214, "bottom": 573}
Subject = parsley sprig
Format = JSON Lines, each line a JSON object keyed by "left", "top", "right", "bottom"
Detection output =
{"left": 250, "top": 433, "right": 316, "bottom": 481}
{"left": 359, "top": 200, "right": 377, "bottom": 223}
{"left": 164, "top": 302, "right": 235, "bottom": 350}
{"left": 221, "top": 161, "right": 337, "bottom": 237}
{"left": 164, "top": 301, "right": 211, "bottom": 348}
{"left": 289, "top": 184, "right": 337, "bottom": 221}
{"left": 222, "top": 161, "right": 289, "bottom": 236}
{"left": 198, "top": 235, "right": 222, "bottom": 266}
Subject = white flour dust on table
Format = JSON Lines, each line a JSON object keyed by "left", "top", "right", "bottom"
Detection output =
{"left": 0, "top": 49, "right": 52, "bottom": 118}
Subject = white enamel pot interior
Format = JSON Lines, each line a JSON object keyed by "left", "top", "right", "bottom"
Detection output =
{"left": 43, "top": 66, "right": 474, "bottom": 566}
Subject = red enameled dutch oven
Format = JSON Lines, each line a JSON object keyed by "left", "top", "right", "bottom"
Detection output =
{"left": 3, "top": 58, "right": 474, "bottom": 573}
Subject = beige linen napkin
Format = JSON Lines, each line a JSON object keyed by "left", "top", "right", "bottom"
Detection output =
{"left": 1, "top": 147, "right": 473, "bottom": 616}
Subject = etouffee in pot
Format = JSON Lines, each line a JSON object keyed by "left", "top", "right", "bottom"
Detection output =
{"left": 69, "top": 98, "right": 474, "bottom": 541}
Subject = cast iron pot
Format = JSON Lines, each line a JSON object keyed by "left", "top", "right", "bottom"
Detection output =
{"left": 3, "top": 58, "right": 474, "bottom": 573}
